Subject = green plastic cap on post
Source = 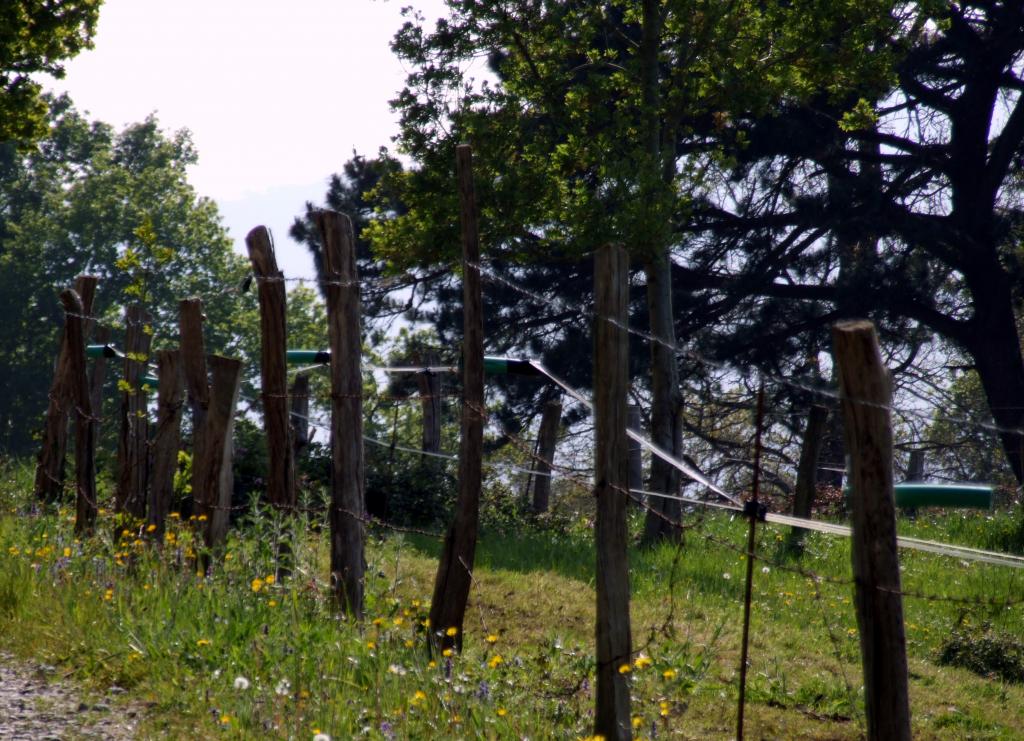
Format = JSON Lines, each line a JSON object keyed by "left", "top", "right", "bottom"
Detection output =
{"left": 894, "top": 483, "right": 993, "bottom": 509}
{"left": 286, "top": 349, "right": 331, "bottom": 364}
{"left": 86, "top": 344, "right": 121, "bottom": 359}
{"left": 844, "top": 482, "right": 994, "bottom": 509}
{"left": 483, "top": 356, "right": 541, "bottom": 376}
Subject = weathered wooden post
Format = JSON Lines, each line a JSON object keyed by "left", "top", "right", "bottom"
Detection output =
{"left": 192, "top": 354, "right": 242, "bottom": 559}
{"left": 314, "top": 209, "right": 366, "bottom": 617}
{"left": 627, "top": 404, "right": 643, "bottom": 503}
{"left": 593, "top": 244, "right": 633, "bottom": 740}
{"left": 417, "top": 351, "right": 442, "bottom": 457}
{"left": 79, "top": 323, "right": 111, "bottom": 534}
{"left": 289, "top": 372, "right": 311, "bottom": 463}
{"left": 529, "top": 398, "right": 562, "bottom": 513}
{"left": 642, "top": 399, "right": 683, "bottom": 542}
{"left": 148, "top": 349, "right": 185, "bottom": 541}
{"left": 35, "top": 275, "right": 97, "bottom": 502}
{"left": 245, "top": 226, "right": 296, "bottom": 515}
{"left": 429, "top": 144, "right": 484, "bottom": 651}
{"left": 115, "top": 303, "right": 152, "bottom": 520}
{"left": 59, "top": 289, "right": 95, "bottom": 537}
{"left": 786, "top": 403, "right": 829, "bottom": 552}
{"left": 180, "top": 297, "right": 210, "bottom": 502}
{"left": 832, "top": 320, "right": 911, "bottom": 741}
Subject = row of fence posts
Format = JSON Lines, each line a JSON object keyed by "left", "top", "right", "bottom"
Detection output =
{"left": 591, "top": 240, "right": 910, "bottom": 739}
{"left": 33, "top": 142, "right": 911, "bottom": 740}
{"left": 33, "top": 212, "right": 366, "bottom": 606}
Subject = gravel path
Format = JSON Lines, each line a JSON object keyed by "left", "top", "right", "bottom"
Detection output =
{"left": 0, "top": 654, "right": 139, "bottom": 740}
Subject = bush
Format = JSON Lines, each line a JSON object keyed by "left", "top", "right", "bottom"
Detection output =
{"left": 938, "top": 624, "right": 1024, "bottom": 682}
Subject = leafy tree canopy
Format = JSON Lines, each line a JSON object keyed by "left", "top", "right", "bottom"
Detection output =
{"left": 0, "top": 95, "right": 254, "bottom": 453}
{"left": 0, "top": 0, "right": 101, "bottom": 142}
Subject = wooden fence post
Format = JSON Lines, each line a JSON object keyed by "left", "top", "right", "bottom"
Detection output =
{"left": 315, "top": 209, "right": 366, "bottom": 617}
{"left": 832, "top": 320, "right": 911, "bottom": 741}
{"left": 246, "top": 226, "right": 296, "bottom": 515}
{"left": 529, "top": 398, "right": 562, "bottom": 513}
{"left": 180, "top": 297, "right": 210, "bottom": 509}
{"left": 593, "top": 244, "right": 633, "bottom": 740}
{"left": 35, "top": 275, "right": 97, "bottom": 502}
{"left": 429, "top": 144, "right": 484, "bottom": 650}
{"left": 78, "top": 323, "right": 111, "bottom": 534}
{"left": 417, "top": 351, "right": 442, "bottom": 457}
{"left": 627, "top": 404, "right": 643, "bottom": 501}
{"left": 289, "top": 372, "right": 311, "bottom": 463}
{"left": 59, "top": 289, "right": 95, "bottom": 537}
{"left": 115, "top": 303, "right": 152, "bottom": 520}
{"left": 193, "top": 354, "right": 242, "bottom": 561}
{"left": 787, "top": 403, "right": 829, "bottom": 552}
{"left": 148, "top": 349, "right": 185, "bottom": 541}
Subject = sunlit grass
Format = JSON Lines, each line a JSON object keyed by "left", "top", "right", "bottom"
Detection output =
{"left": 1, "top": 458, "right": 1023, "bottom": 739}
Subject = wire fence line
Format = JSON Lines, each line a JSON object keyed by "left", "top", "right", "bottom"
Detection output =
{"left": 470, "top": 260, "right": 1024, "bottom": 443}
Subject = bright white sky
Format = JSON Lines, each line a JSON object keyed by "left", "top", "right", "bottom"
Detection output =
{"left": 47, "top": 0, "right": 450, "bottom": 280}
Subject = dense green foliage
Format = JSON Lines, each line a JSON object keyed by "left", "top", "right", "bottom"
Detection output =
{"left": 0, "top": 96, "right": 254, "bottom": 453}
{"left": 0, "top": 0, "right": 101, "bottom": 142}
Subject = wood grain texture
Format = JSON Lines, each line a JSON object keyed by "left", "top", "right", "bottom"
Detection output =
{"left": 832, "top": 320, "right": 911, "bottom": 741}
{"left": 148, "top": 349, "right": 185, "bottom": 541}
{"left": 245, "top": 226, "right": 295, "bottom": 512}
{"left": 315, "top": 209, "right": 366, "bottom": 617}
{"left": 429, "top": 144, "right": 484, "bottom": 651}
{"left": 593, "top": 244, "right": 633, "bottom": 740}
{"left": 115, "top": 304, "right": 152, "bottom": 519}
{"left": 35, "top": 275, "right": 97, "bottom": 502}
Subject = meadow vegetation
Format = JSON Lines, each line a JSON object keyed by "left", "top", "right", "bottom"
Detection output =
{"left": 1, "top": 458, "right": 1023, "bottom": 739}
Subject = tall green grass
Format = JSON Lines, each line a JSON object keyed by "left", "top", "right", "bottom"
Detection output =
{"left": 2, "top": 458, "right": 1024, "bottom": 739}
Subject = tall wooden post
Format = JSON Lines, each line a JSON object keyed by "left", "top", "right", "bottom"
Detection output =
{"left": 417, "top": 351, "right": 442, "bottom": 457}
{"left": 59, "top": 289, "right": 95, "bottom": 537}
{"left": 246, "top": 226, "right": 296, "bottom": 514}
{"left": 832, "top": 320, "right": 911, "bottom": 741}
{"left": 429, "top": 144, "right": 484, "bottom": 651}
{"left": 787, "top": 404, "right": 829, "bottom": 552}
{"left": 593, "top": 244, "right": 633, "bottom": 740}
{"left": 35, "top": 275, "right": 97, "bottom": 502}
{"left": 79, "top": 323, "right": 111, "bottom": 534}
{"left": 115, "top": 303, "right": 152, "bottom": 520}
{"left": 289, "top": 372, "right": 311, "bottom": 463}
{"left": 627, "top": 404, "right": 643, "bottom": 501}
{"left": 530, "top": 398, "right": 562, "bottom": 513}
{"left": 193, "top": 354, "right": 242, "bottom": 558}
{"left": 315, "top": 209, "right": 366, "bottom": 617}
{"left": 148, "top": 350, "right": 185, "bottom": 541}
{"left": 180, "top": 297, "right": 210, "bottom": 506}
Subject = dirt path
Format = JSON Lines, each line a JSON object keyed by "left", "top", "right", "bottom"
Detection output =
{"left": 0, "top": 654, "right": 139, "bottom": 740}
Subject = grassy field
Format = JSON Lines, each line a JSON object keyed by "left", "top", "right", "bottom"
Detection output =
{"left": 1, "top": 459, "right": 1023, "bottom": 739}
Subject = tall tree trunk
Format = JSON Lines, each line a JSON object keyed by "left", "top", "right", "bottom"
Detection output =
{"left": 639, "top": 0, "right": 684, "bottom": 545}
{"left": 642, "top": 253, "right": 683, "bottom": 543}
{"left": 960, "top": 272, "right": 1024, "bottom": 484}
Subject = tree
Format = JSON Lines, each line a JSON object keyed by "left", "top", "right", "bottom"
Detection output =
{"left": 686, "top": 0, "right": 1024, "bottom": 483}
{"left": 0, "top": 95, "right": 254, "bottom": 455}
{"left": 375, "top": 0, "right": 903, "bottom": 546}
{"left": 0, "top": 1, "right": 101, "bottom": 143}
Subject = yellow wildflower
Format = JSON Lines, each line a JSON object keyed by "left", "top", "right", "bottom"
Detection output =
{"left": 445, "top": 626, "right": 458, "bottom": 637}
{"left": 251, "top": 578, "right": 264, "bottom": 593}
